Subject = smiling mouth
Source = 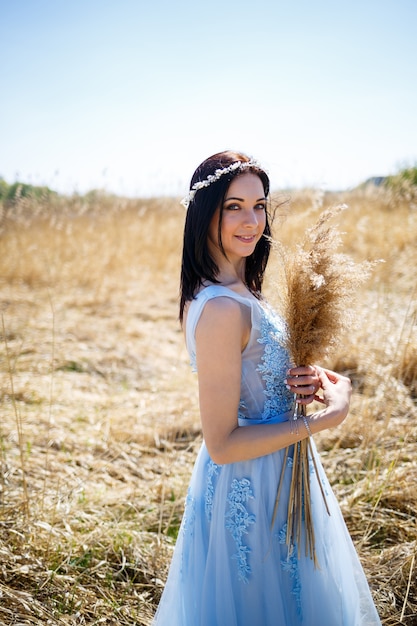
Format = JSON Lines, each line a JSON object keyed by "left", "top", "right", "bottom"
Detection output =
{"left": 236, "top": 235, "right": 257, "bottom": 242}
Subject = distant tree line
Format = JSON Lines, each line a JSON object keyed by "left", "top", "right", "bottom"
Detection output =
{"left": 385, "top": 166, "right": 417, "bottom": 191}
{"left": 0, "top": 178, "right": 57, "bottom": 204}
{"left": 1, "top": 165, "right": 416, "bottom": 204}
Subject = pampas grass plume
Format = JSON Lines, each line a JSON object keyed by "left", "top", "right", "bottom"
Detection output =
{"left": 271, "top": 203, "right": 381, "bottom": 562}
{"left": 278, "top": 204, "right": 379, "bottom": 367}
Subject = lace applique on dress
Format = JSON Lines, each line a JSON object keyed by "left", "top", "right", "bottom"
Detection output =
{"left": 205, "top": 460, "right": 219, "bottom": 521}
{"left": 278, "top": 524, "right": 302, "bottom": 619}
{"left": 257, "top": 305, "right": 293, "bottom": 419}
{"left": 225, "top": 478, "right": 256, "bottom": 583}
{"left": 189, "top": 353, "right": 197, "bottom": 373}
{"left": 180, "top": 490, "right": 196, "bottom": 578}
{"left": 238, "top": 399, "right": 247, "bottom": 421}
{"left": 182, "top": 489, "right": 196, "bottom": 538}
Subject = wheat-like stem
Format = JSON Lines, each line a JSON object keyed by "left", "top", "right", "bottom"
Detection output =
{"left": 273, "top": 204, "right": 379, "bottom": 563}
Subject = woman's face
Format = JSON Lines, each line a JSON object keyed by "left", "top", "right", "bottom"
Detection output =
{"left": 208, "top": 173, "right": 267, "bottom": 265}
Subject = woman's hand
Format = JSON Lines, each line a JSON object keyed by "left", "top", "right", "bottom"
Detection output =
{"left": 314, "top": 366, "right": 352, "bottom": 427}
{"left": 285, "top": 365, "right": 321, "bottom": 405}
{"left": 286, "top": 365, "right": 352, "bottom": 431}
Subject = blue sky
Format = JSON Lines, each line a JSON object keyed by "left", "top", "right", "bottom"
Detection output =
{"left": 1, "top": 0, "right": 416, "bottom": 196}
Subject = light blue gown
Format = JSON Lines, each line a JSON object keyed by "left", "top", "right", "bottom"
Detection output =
{"left": 153, "top": 286, "right": 381, "bottom": 626}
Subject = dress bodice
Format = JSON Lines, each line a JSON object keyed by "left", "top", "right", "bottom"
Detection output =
{"left": 185, "top": 285, "right": 293, "bottom": 424}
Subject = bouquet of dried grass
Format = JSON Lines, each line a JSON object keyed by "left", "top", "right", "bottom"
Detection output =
{"left": 272, "top": 204, "right": 379, "bottom": 565}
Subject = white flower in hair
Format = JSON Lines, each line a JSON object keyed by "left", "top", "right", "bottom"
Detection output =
{"left": 180, "top": 159, "right": 262, "bottom": 209}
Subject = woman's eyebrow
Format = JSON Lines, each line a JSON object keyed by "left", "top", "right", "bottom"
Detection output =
{"left": 224, "top": 196, "right": 266, "bottom": 202}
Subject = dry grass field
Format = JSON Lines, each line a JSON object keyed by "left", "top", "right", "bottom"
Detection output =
{"left": 0, "top": 186, "right": 416, "bottom": 625}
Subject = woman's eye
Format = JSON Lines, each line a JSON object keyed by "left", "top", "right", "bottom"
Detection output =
{"left": 224, "top": 202, "right": 266, "bottom": 211}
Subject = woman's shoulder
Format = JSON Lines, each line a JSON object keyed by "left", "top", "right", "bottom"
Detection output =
{"left": 186, "top": 285, "right": 247, "bottom": 330}
{"left": 184, "top": 286, "right": 257, "bottom": 356}
{"left": 196, "top": 290, "right": 245, "bottom": 325}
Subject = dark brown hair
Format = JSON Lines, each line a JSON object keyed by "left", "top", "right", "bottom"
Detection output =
{"left": 179, "top": 150, "right": 272, "bottom": 322}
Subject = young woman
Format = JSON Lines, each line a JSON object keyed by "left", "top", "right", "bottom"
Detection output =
{"left": 153, "top": 151, "right": 381, "bottom": 625}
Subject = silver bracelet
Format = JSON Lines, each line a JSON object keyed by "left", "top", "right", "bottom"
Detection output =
{"left": 302, "top": 414, "right": 312, "bottom": 438}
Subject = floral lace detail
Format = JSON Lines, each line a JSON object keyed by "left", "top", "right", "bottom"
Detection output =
{"left": 180, "top": 490, "right": 196, "bottom": 578}
{"left": 205, "top": 460, "right": 219, "bottom": 521}
{"left": 189, "top": 353, "right": 197, "bottom": 373}
{"left": 238, "top": 399, "right": 247, "bottom": 421}
{"left": 257, "top": 306, "right": 293, "bottom": 420}
{"left": 182, "top": 489, "right": 196, "bottom": 538}
{"left": 278, "top": 524, "right": 302, "bottom": 619}
{"left": 225, "top": 478, "right": 256, "bottom": 583}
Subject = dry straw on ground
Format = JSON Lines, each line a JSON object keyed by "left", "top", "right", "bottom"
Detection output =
{"left": 0, "top": 186, "right": 416, "bottom": 624}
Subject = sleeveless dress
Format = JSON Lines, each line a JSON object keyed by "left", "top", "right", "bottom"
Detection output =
{"left": 153, "top": 286, "right": 381, "bottom": 626}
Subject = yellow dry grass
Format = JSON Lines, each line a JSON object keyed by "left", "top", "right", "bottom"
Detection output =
{"left": 0, "top": 186, "right": 416, "bottom": 625}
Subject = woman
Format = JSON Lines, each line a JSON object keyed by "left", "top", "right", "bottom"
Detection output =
{"left": 153, "top": 151, "right": 381, "bottom": 625}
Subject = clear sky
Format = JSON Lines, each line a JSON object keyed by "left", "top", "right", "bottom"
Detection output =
{"left": 1, "top": 0, "right": 416, "bottom": 196}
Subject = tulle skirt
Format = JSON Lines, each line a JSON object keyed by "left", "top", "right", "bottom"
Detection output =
{"left": 153, "top": 439, "right": 381, "bottom": 626}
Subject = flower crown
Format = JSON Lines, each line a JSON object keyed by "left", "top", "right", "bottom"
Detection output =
{"left": 180, "top": 159, "right": 262, "bottom": 209}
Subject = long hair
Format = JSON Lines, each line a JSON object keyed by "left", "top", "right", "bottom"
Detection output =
{"left": 179, "top": 150, "right": 272, "bottom": 322}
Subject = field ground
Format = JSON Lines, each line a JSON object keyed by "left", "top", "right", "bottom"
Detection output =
{"left": 0, "top": 189, "right": 416, "bottom": 624}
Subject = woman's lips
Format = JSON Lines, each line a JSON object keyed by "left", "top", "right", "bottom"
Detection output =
{"left": 235, "top": 235, "right": 257, "bottom": 241}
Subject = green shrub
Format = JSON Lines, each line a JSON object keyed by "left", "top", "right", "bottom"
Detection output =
{"left": 385, "top": 166, "right": 417, "bottom": 200}
{"left": 0, "top": 177, "right": 56, "bottom": 204}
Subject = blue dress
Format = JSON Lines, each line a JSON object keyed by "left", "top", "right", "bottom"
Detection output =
{"left": 153, "top": 286, "right": 381, "bottom": 626}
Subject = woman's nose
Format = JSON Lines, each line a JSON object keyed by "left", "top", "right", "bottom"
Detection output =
{"left": 244, "top": 209, "right": 259, "bottom": 226}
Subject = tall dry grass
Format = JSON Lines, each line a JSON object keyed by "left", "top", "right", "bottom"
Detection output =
{"left": 0, "top": 186, "right": 416, "bottom": 624}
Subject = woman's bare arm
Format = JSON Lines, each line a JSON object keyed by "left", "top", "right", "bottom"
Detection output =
{"left": 195, "top": 298, "right": 351, "bottom": 464}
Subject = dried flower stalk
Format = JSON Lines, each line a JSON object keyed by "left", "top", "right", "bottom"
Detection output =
{"left": 272, "top": 204, "right": 379, "bottom": 564}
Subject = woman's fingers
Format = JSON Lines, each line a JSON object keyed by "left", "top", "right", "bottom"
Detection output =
{"left": 287, "top": 365, "right": 317, "bottom": 377}
{"left": 285, "top": 365, "right": 320, "bottom": 403}
{"left": 286, "top": 365, "right": 351, "bottom": 407}
{"left": 317, "top": 366, "right": 339, "bottom": 384}
{"left": 317, "top": 366, "right": 352, "bottom": 389}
